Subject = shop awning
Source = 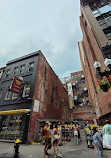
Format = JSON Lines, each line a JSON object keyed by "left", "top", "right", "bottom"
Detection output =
{"left": 0, "top": 109, "right": 31, "bottom": 115}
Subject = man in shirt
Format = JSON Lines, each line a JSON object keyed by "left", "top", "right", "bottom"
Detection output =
{"left": 44, "top": 121, "right": 51, "bottom": 157}
{"left": 103, "top": 120, "right": 111, "bottom": 135}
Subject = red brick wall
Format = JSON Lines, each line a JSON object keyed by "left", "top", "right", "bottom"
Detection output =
{"left": 79, "top": 10, "right": 111, "bottom": 119}
{"left": 28, "top": 52, "right": 70, "bottom": 141}
{"left": 73, "top": 106, "right": 94, "bottom": 120}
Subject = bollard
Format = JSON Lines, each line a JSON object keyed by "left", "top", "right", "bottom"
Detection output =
{"left": 13, "top": 139, "right": 21, "bottom": 158}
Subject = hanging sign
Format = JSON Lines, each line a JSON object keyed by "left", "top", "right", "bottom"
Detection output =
{"left": 11, "top": 76, "right": 23, "bottom": 94}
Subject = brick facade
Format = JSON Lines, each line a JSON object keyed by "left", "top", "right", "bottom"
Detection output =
{"left": 79, "top": 1, "right": 111, "bottom": 120}
{"left": 28, "top": 52, "right": 70, "bottom": 141}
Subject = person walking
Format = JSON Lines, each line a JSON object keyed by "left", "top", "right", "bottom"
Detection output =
{"left": 61, "top": 123, "right": 66, "bottom": 143}
{"left": 103, "top": 120, "right": 111, "bottom": 135}
{"left": 93, "top": 127, "right": 103, "bottom": 158}
{"left": 102, "top": 120, "right": 111, "bottom": 149}
{"left": 52, "top": 124, "right": 62, "bottom": 158}
{"left": 44, "top": 121, "right": 51, "bottom": 157}
{"left": 74, "top": 123, "right": 82, "bottom": 144}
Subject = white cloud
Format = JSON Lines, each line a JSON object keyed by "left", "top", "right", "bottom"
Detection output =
{"left": 0, "top": 0, "right": 82, "bottom": 78}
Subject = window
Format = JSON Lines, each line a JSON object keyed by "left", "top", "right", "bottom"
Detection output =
{"left": 106, "top": 33, "right": 111, "bottom": 41}
{"left": 13, "top": 67, "right": 19, "bottom": 76}
{"left": 78, "top": 80, "right": 81, "bottom": 83}
{"left": 71, "top": 75, "right": 74, "bottom": 79}
{"left": 78, "top": 74, "right": 81, "bottom": 77}
{"left": 0, "top": 89, "right": 3, "bottom": 100}
{"left": 99, "top": 5, "right": 111, "bottom": 14}
{"left": 5, "top": 69, "right": 10, "bottom": 78}
{"left": 93, "top": 10, "right": 100, "bottom": 17}
{"left": 22, "top": 83, "right": 31, "bottom": 97}
{"left": 20, "top": 65, "right": 25, "bottom": 74}
{"left": 28, "top": 62, "right": 34, "bottom": 71}
{"left": 5, "top": 90, "right": 13, "bottom": 100}
{"left": 75, "top": 75, "right": 77, "bottom": 78}
{"left": 85, "top": 21, "right": 87, "bottom": 27}
{"left": 12, "top": 92, "right": 18, "bottom": 99}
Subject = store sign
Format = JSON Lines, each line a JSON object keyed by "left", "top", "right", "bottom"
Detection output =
{"left": 33, "top": 99, "right": 39, "bottom": 112}
{"left": 11, "top": 77, "right": 23, "bottom": 94}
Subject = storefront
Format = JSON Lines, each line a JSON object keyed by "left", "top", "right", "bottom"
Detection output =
{"left": 0, "top": 109, "right": 31, "bottom": 143}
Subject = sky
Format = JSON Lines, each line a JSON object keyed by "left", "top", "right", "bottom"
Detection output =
{"left": 0, "top": 0, "right": 82, "bottom": 78}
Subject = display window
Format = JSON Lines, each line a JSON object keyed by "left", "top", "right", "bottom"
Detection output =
{"left": 0, "top": 114, "right": 25, "bottom": 140}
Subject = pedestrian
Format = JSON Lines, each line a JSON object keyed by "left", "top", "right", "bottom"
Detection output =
{"left": 103, "top": 120, "right": 111, "bottom": 135}
{"left": 74, "top": 123, "right": 82, "bottom": 144}
{"left": 86, "top": 121, "right": 91, "bottom": 130}
{"left": 52, "top": 124, "right": 62, "bottom": 158}
{"left": 61, "top": 123, "right": 66, "bottom": 143}
{"left": 44, "top": 121, "right": 51, "bottom": 157}
{"left": 93, "top": 127, "right": 103, "bottom": 158}
{"left": 102, "top": 120, "right": 111, "bottom": 149}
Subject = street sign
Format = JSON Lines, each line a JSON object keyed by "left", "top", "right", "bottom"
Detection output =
{"left": 11, "top": 76, "right": 23, "bottom": 94}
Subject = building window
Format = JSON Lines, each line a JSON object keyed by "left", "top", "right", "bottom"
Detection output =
{"left": 22, "top": 83, "right": 31, "bottom": 97}
{"left": 93, "top": 10, "right": 100, "bottom": 18}
{"left": 99, "top": 5, "right": 111, "bottom": 14}
{"left": 5, "top": 69, "right": 10, "bottom": 78}
{"left": 5, "top": 89, "right": 13, "bottom": 100}
{"left": 78, "top": 74, "right": 81, "bottom": 77}
{"left": 85, "top": 21, "right": 87, "bottom": 27}
{"left": 0, "top": 89, "right": 3, "bottom": 100}
{"left": 106, "top": 32, "right": 111, "bottom": 42}
{"left": 75, "top": 75, "right": 77, "bottom": 78}
{"left": 12, "top": 92, "right": 18, "bottom": 99}
{"left": 71, "top": 75, "right": 74, "bottom": 79}
{"left": 20, "top": 65, "right": 25, "bottom": 74}
{"left": 13, "top": 67, "right": 19, "bottom": 76}
{"left": 28, "top": 62, "right": 34, "bottom": 71}
{"left": 78, "top": 80, "right": 81, "bottom": 83}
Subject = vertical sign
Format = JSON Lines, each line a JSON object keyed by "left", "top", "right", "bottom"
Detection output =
{"left": 33, "top": 99, "right": 40, "bottom": 112}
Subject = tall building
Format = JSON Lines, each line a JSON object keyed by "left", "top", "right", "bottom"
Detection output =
{"left": 71, "top": 71, "right": 94, "bottom": 120}
{"left": 61, "top": 71, "right": 94, "bottom": 121}
{"left": 0, "top": 51, "right": 70, "bottom": 143}
{"left": 79, "top": 0, "right": 111, "bottom": 122}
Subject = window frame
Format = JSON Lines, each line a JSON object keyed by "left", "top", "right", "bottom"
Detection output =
{"left": 13, "top": 67, "right": 19, "bottom": 76}
{"left": 5, "top": 69, "right": 11, "bottom": 78}
{"left": 22, "top": 83, "right": 31, "bottom": 98}
{"left": 28, "top": 62, "right": 34, "bottom": 72}
{"left": 19, "top": 65, "right": 25, "bottom": 74}
{"left": 5, "top": 89, "right": 13, "bottom": 100}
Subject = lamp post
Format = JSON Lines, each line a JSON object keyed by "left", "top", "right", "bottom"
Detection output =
{"left": 94, "top": 58, "right": 111, "bottom": 92}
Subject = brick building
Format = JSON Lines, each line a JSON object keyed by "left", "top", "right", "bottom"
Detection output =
{"left": 61, "top": 71, "right": 95, "bottom": 121}
{"left": 71, "top": 71, "right": 94, "bottom": 120}
{"left": 0, "top": 51, "right": 70, "bottom": 143}
{"left": 79, "top": 0, "right": 111, "bottom": 123}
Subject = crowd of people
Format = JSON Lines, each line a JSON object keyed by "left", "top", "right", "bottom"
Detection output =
{"left": 43, "top": 121, "right": 82, "bottom": 158}
{"left": 42, "top": 120, "right": 111, "bottom": 158}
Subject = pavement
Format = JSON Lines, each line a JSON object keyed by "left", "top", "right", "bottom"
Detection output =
{"left": 0, "top": 130, "right": 111, "bottom": 158}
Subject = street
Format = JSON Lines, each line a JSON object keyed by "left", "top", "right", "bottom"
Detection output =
{"left": 0, "top": 130, "right": 111, "bottom": 158}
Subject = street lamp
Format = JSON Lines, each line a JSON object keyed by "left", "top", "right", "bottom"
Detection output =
{"left": 94, "top": 58, "right": 111, "bottom": 92}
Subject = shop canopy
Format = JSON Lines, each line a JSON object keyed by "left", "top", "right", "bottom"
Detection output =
{"left": 0, "top": 109, "right": 31, "bottom": 115}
